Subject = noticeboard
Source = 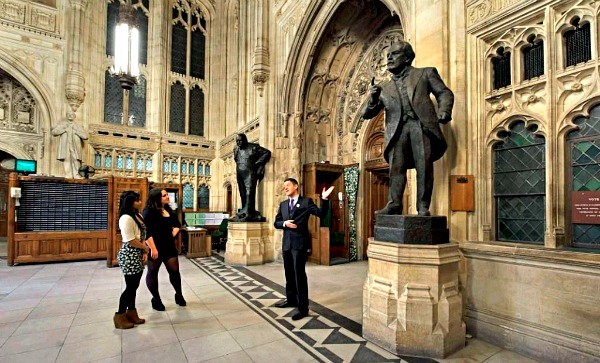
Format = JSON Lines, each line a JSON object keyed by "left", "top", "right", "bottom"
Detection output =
{"left": 572, "top": 191, "right": 600, "bottom": 224}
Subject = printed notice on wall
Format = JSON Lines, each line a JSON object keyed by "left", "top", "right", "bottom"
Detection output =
{"left": 572, "top": 191, "right": 600, "bottom": 224}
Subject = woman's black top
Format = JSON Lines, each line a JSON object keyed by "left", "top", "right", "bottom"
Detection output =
{"left": 142, "top": 208, "right": 181, "bottom": 260}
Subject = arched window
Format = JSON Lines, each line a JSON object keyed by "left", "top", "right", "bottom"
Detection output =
{"left": 567, "top": 106, "right": 600, "bottom": 249}
{"left": 104, "top": 0, "right": 149, "bottom": 127}
{"left": 492, "top": 47, "right": 511, "bottom": 90}
{"left": 198, "top": 184, "right": 209, "bottom": 210}
{"left": 493, "top": 121, "right": 545, "bottom": 243}
{"left": 182, "top": 183, "right": 194, "bottom": 209}
{"left": 523, "top": 35, "right": 544, "bottom": 80}
{"left": 564, "top": 17, "right": 591, "bottom": 67}
{"left": 169, "top": 1, "right": 207, "bottom": 136}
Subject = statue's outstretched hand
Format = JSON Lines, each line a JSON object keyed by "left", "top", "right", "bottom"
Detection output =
{"left": 369, "top": 77, "right": 382, "bottom": 104}
{"left": 321, "top": 186, "right": 335, "bottom": 200}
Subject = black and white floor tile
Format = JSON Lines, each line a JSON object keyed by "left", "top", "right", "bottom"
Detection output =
{"left": 190, "top": 256, "right": 438, "bottom": 363}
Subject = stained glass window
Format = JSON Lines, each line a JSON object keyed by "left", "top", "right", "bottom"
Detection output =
{"left": 568, "top": 105, "right": 600, "bottom": 248}
{"left": 169, "top": 83, "right": 186, "bottom": 133}
{"left": 104, "top": 70, "right": 123, "bottom": 124}
{"left": 104, "top": 0, "right": 149, "bottom": 126}
{"left": 494, "top": 121, "right": 545, "bottom": 243}
{"left": 104, "top": 155, "right": 112, "bottom": 169}
{"left": 117, "top": 155, "right": 124, "bottom": 169}
{"left": 183, "top": 183, "right": 194, "bottom": 209}
{"left": 125, "top": 156, "right": 133, "bottom": 170}
{"left": 169, "top": 1, "right": 207, "bottom": 136}
{"left": 128, "top": 75, "right": 146, "bottom": 127}
{"left": 163, "top": 161, "right": 169, "bottom": 173}
{"left": 137, "top": 156, "right": 144, "bottom": 171}
{"left": 190, "top": 87, "right": 204, "bottom": 136}
{"left": 94, "top": 153, "right": 102, "bottom": 168}
{"left": 198, "top": 184, "right": 209, "bottom": 210}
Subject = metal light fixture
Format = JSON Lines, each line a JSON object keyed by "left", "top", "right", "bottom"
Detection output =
{"left": 113, "top": 0, "right": 139, "bottom": 90}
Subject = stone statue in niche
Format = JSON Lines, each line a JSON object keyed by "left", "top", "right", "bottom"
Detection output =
{"left": 230, "top": 133, "right": 272, "bottom": 222}
{"left": 51, "top": 112, "right": 88, "bottom": 179}
{"left": 361, "top": 41, "right": 454, "bottom": 216}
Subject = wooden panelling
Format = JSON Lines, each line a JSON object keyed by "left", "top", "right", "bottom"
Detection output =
{"left": 11, "top": 231, "right": 107, "bottom": 264}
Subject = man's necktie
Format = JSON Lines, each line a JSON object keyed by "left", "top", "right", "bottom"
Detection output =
{"left": 289, "top": 199, "right": 294, "bottom": 212}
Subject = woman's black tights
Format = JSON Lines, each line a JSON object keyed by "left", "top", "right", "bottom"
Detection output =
{"left": 118, "top": 272, "right": 142, "bottom": 313}
{"left": 146, "top": 257, "right": 182, "bottom": 300}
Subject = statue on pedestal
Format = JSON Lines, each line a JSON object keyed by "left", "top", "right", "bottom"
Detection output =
{"left": 230, "top": 133, "right": 272, "bottom": 222}
{"left": 361, "top": 41, "right": 454, "bottom": 216}
{"left": 51, "top": 112, "right": 88, "bottom": 179}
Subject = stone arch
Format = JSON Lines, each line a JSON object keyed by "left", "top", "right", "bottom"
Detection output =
{"left": 481, "top": 116, "right": 546, "bottom": 241}
{"left": 0, "top": 48, "right": 55, "bottom": 139}
{"left": 279, "top": 0, "right": 404, "bottom": 166}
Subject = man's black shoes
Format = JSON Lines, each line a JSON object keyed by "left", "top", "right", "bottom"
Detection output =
{"left": 274, "top": 300, "right": 297, "bottom": 308}
{"left": 291, "top": 310, "right": 308, "bottom": 321}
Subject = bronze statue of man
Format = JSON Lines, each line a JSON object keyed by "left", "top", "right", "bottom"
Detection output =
{"left": 362, "top": 41, "right": 454, "bottom": 216}
{"left": 231, "top": 133, "right": 271, "bottom": 222}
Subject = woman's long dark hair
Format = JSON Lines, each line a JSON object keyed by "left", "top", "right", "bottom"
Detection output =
{"left": 119, "top": 190, "right": 144, "bottom": 230}
{"left": 145, "top": 188, "right": 175, "bottom": 214}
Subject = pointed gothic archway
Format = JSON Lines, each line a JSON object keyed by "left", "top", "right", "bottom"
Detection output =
{"left": 277, "top": 1, "right": 410, "bottom": 260}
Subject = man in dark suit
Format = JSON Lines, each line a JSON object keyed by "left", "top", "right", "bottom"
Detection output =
{"left": 273, "top": 178, "right": 334, "bottom": 320}
{"left": 362, "top": 41, "right": 454, "bottom": 216}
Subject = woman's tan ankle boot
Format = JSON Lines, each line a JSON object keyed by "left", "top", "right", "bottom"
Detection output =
{"left": 113, "top": 313, "right": 134, "bottom": 329}
{"left": 125, "top": 309, "right": 146, "bottom": 324}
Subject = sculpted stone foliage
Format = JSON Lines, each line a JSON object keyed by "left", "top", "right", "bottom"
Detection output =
{"left": 0, "top": 70, "right": 37, "bottom": 133}
{"left": 301, "top": 0, "right": 400, "bottom": 165}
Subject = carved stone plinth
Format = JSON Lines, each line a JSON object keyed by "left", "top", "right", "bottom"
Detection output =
{"left": 375, "top": 215, "right": 449, "bottom": 244}
{"left": 363, "top": 240, "right": 465, "bottom": 358}
{"left": 224, "top": 222, "right": 272, "bottom": 266}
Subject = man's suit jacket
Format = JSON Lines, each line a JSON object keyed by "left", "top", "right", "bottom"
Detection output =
{"left": 361, "top": 66, "right": 454, "bottom": 168}
{"left": 274, "top": 196, "right": 330, "bottom": 251}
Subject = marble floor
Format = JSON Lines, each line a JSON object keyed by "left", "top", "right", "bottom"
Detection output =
{"left": 0, "top": 250, "right": 540, "bottom": 363}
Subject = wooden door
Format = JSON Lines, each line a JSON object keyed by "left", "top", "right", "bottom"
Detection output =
{"left": 364, "top": 169, "right": 389, "bottom": 259}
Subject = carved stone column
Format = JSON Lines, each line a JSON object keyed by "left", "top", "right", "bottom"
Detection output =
{"left": 65, "top": 0, "right": 88, "bottom": 112}
{"left": 251, "top": 0, "right": 270, "bottom": 96}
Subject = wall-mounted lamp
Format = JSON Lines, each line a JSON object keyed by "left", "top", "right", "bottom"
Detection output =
{"left": 113, "top": 0, "right": 139, "bottom": 90}
{"left": 338, "top": 191, "right": 343, "bottom": 209}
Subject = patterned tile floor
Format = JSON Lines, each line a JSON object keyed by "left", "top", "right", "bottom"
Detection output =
{"left": 0, "top": 242, "right": 540, "bottom": 363}
{"left": 191, "top": 256, "right": 436, "bottom": 363}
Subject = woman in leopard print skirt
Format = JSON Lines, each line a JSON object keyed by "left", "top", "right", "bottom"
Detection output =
{"left": 114, "top": 191, "right": 152, "bottom": 329}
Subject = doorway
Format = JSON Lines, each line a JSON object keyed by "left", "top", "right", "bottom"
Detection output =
{"left": 0, "top": 150, "right": 15, "bottom": 238}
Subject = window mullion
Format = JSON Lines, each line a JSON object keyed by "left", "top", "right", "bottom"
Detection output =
{"left": 185, "top": 12, "right": 192, "bottom": 135}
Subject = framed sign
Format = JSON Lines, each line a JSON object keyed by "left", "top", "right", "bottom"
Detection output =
{"left": 450, "top": 175, "right": 475, "bottom": 212}
{"left": 572, "top": 191, "right": 600, "bottom": 224}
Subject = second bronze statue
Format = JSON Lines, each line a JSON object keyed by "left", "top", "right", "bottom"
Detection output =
{"left": 230, "top": 133, "right": 272, "bottom": 222}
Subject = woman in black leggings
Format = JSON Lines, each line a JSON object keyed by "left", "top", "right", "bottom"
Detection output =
{"left": 114, "top": 191, "right": 149, "bottom": 329}
{"left": 143, "top": 188, "right": 186, "bottom": 310}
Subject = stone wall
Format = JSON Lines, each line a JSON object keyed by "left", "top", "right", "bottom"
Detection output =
{"left": 462, "top": 242, "right": 600, "bottom": 362}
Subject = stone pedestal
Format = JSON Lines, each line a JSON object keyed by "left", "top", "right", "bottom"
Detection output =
{"left": 224, "top": 222, "right": 273, "bottom": 265}
{"left": 363, "top": 235, "right": 465, "bottom": 358}
{"left": 375, "top": 214, "right": 449, "bottom": 244}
